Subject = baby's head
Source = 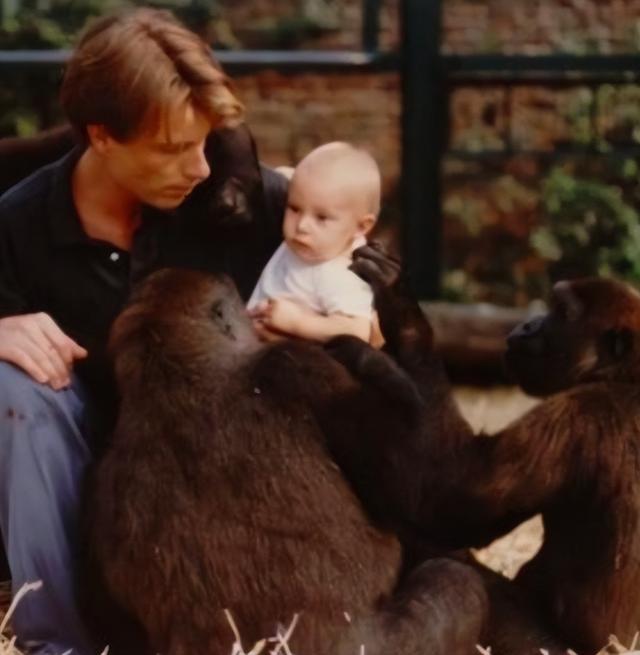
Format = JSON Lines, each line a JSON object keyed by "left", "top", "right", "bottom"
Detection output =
{"left": 283, "top": 142, "right": 380, "bottom": 263}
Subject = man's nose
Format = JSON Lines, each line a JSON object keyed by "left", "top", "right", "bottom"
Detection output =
{"left": 183, "top": 145, "right": 211, "bottom": 182}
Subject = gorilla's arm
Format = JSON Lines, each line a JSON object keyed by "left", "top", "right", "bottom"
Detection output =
{"left": 332, "top": 246, "right": 623, "bottom": 551}
{"left": 436, "top": 390, "right": 607, "bottom": 548}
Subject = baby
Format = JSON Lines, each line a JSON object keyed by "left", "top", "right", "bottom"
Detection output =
{"left": 248, "top": 141, "right": 380, "bottom": 342}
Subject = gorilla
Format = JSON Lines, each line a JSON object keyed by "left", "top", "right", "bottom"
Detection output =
{"left": 85, "top": 267, "right": 489, "bottom": 655}
{"left": 321, "top": 270, "right": 640, "bottom": 655}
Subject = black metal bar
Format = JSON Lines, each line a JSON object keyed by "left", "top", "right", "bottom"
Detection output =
{"left": 0, "top": 49, "right": 399, "bottom": 73}
{"left": 445, "top": 146, "right": 640, "bottom": 160}
{"left": 444, "top": 54, "right": 640, "bottom": 73}
{"left": 443, "top": 54, "right": 640, "bottom": 84}
{"left": 3, "top": 50, "right": 639, "bottom": 76}
{"left": 402, "top": 0, "right": 445, "bottom": 299}
{"left": 362, "top": 0, "right": 382, "bottom": 52}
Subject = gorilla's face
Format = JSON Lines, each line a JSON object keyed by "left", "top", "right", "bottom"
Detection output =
{"left": 110, "top": 269, "right": 260, "bottom": 391}
{"left": 505, "top": 278, "right": 640, "bottom": 396}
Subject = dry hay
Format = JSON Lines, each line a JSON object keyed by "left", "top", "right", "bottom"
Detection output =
{"left": 0, "top": 581, "right": 38, "bottom": 655}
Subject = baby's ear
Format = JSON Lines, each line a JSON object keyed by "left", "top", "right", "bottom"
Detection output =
{"left": 358, "top": 213, "right": 376, "bottom": 236}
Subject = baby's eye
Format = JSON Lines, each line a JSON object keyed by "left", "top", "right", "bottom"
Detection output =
{"left": 317, "top": 213, "right": 329, "bottom": 222}
{"left": 287, "top": 203, "right": 300, "bottom": 214}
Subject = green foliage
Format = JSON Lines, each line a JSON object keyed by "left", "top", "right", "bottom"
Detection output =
{"left": 595, "top": 85, "right": 640, "bottom": 150}
{"left": 0, "top": 0, "right": 219, "bottom": 48}
{"left": 236, "top": 15, "right": 338, "bottom": 50}
{"left": 532, "top": 166, "right": 640, "bottom": 283}
{"left": 0, "top": 0, "right": 221, "bottom": 136}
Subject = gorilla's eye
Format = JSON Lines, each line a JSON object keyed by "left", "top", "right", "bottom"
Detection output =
{"left": 210, "top": 301, "right": 225, "bottom": 321}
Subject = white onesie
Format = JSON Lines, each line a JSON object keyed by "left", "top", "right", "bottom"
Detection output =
{"left": 247, "top": 240, "right": 373, "bottom": 319}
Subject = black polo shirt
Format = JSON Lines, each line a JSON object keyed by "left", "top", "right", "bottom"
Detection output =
{"left": 0, "top": 145, "right": 286, "bottom": 434}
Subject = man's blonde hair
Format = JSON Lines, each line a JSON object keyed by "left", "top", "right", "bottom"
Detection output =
{"left": 60, "top": 8, "right": 243, "bottom": 142}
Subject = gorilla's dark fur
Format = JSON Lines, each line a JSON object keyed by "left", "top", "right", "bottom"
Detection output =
{"left": 87, "top": 268, "right": 488, "bottom": 655}
{"left": 320, "top": 272, "right": 640, "bottom": 654}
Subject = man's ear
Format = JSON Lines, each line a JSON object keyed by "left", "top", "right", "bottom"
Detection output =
{"left": 86, "top": 124, "right": 113, "bottom": 154}
{"left": 357, "top": 213, "right": 376, "bottom": 237}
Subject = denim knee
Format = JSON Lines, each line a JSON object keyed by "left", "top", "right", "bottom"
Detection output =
{"left": 0, "top": 361, "right": 43, "bottom": 418}
{"left": 0, "top": 361, "right": 89, "bottom": 447}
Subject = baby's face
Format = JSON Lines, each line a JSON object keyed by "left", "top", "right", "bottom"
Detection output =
{"left": 283, "top": 166, "right": 370, "bottom": 263}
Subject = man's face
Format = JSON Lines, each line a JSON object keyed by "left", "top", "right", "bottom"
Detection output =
{"left": 283, "top": 167, "right": 367, "bottom": 264}
{"left": 99, "top": 102, "right": 212, "bottom": 209}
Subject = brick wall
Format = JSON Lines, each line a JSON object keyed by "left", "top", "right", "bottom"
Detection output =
{"left": 216, "top": 0, "right": 400, "bottom": 50}
{"left": 218, "top": 0, "right": 640, "bottom": 55}
{"left": 234, "top": 71, "right": 401, "bottom": 195}
{"left": 443, "top": 0, "right": 640, "bottom": 55}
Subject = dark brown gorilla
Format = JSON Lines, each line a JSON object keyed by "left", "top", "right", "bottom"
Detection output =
{"left": 322, "top": 264, "right": 640, "bottom": 655}
{"left": 503, "top": 277, "right": 640, "bottom": 652}
{"left": 87, "top": 268, "right": 488, "bottom": 655}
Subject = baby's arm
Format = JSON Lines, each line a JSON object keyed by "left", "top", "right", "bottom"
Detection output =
{"left": 254, "top": 297, "right": 371, "bottom": 342}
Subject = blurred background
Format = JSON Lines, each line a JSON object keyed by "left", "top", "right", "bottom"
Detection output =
{"left": 3, "top": 0, "right": 640, "bottom": 309}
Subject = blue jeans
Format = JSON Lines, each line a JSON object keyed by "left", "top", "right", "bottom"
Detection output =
{"left": 0, "top": 362, "right": 99, "bottom": 655}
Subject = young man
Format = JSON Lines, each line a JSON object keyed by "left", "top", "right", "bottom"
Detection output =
{"left": 0, "top": 8, "right": 286, "bottom": 654}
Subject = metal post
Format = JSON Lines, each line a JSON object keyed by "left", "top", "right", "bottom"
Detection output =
{"left": 362, "top": 0, "right": 381, "bottom": 52}
{"left": 401, "top": 0, "right": 445, "bottom": 299}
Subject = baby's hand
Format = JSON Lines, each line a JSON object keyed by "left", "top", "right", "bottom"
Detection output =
{"left": 248, "top": 300, "right": 271, "bottom": 319}
{"left": 261, "top": 297, "right": 309, "bottom": 334}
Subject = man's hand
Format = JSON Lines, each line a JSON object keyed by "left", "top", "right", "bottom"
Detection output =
{"left": 0, "top": 313, "right": 88, "bottom": 389}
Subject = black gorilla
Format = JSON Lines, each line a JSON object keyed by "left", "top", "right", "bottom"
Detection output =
{"left": 86, "top": 268, "right": 489, "bottom": 655}
{"left": 322, "top": 264, "right": 640, "bottom": 654}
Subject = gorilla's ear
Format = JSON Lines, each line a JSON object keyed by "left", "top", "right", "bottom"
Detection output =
{"left": 601, "top": 328, "right": 634, "bottom": 361}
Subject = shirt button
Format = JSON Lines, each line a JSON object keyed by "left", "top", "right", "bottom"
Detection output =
{"left": 109, "top": 252, "right": 120, "bottom": 262}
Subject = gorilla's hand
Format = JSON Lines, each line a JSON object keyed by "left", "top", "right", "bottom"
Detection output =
{"left": 324, "top": 334, "right": 372, "bottom": 372}
{"left": 351, "top": 241, "right": 435, "bottom": 366}
{"left": 350, "top": 241, "right": 402, "bottom": 293}
{"left": 325, "top": 335, "right": 424, "bottom": 413}
{"left": 205, "top": 177, "right": 253, "bottom": 227}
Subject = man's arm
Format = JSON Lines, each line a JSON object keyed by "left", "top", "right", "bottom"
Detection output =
{"left": 0, "top": 210, "right": 87, "bottom": 389}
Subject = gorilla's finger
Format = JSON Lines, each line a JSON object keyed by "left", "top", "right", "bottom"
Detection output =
{"left": 351, "top": 244, "right": 402, "bottom": 290}
{"left": 324, "top": 335, "right": 370, "bottom": 370}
